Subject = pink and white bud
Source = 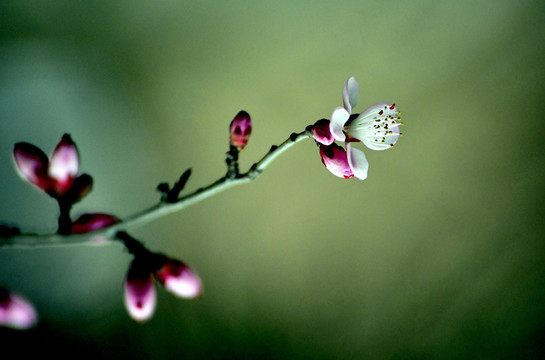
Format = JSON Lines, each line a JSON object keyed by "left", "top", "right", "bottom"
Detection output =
{"left": 124, "top": 262, "right": 156, "bottom": 322}
{"left": 319, "top": 143, "right": 354, "bottom": 179}
{"left": 311, "top": 119, "right": 334, "bottom": 145}
{"left": 0, "top": 288, "right": 38, "bottom": 330}
{"left": 49, "top": 134, "right": 79, "bottom": 195}
{"left": 12, "top": 134, "right": 85, "bottom": 198}
{"left": 13, "top": 142, "right": 51, "bottom": 192}
{"left": 155, "top": 258, "right": 202, "bottom": 298}
{"left": 229, "top": 110, "right": 252, "bottom": 150}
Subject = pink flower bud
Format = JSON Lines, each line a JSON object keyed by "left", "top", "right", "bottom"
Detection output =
{"left": 319, "top": 143, "right": 354, "bottom": 179}
{"left": 49, "top": 134, "right": 79, "bottom": 195}
{"left": 124, "top": 261, "right": 156, "bottom": 322}
{"left": 311, "top": 119, "right": 334, "bottom": 145}
{"left": 155, "top": 258, "right": 202, "bottom": 298}
{"left": 13, "top": 142, "right": 51, "bottom": 193}
{"left": 229, "top": 111, "right": 252, "bottom": 150}
{"left": 71, "top": 213, "right": 120, "bottom": 234}
{"left": 0, "top": 288, "right": 38, "bottom": 330}
{"left": 12, "top": 134, "right": 83, "bottom": 198}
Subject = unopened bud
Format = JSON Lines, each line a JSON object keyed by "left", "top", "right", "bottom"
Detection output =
{"left": 0, "top": 287, "right": 38, "bottom": 330}
{"left": 155, "top": 257, "right": 202, "bottom": 298}
{"left": 124, "top": 260, "right": 156, "bottom": 322}
{"left": 70, "top": 213, "right": 120, "bottom": 243}
{"left": 229, "top": 111, "right": 252, "bottom": 150}
{"left": 311, "top": 119, "right": 334, "bottom": 145}
{"left": 319, "top": 143, "right": 354, "bottom": 179}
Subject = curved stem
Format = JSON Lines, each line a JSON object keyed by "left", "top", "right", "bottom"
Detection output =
{"left": 0, "top": 130, "right": 311, "bottom": 249}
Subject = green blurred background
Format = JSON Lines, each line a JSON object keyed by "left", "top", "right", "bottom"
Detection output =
{"left": 1, "top": 0, "right": 544, "bottom": 358}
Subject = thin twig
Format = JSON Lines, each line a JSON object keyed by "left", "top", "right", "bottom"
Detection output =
{"left": 0, "top": 130, "right": 311, "bottom": 249}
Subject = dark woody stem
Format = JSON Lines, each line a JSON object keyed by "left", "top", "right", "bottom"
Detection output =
{"left": 0, "top": 129, "right": 312, "bottom": 248}
{"left": 225, "top": 145, "right": 240, "bottom": 179}
{"left": 56, "top": 199, "right": 72, "bottom": 235}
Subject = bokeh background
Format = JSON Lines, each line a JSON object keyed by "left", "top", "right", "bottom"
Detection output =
{"left": 1, "top": 1, "right": 544, "bottom": 358}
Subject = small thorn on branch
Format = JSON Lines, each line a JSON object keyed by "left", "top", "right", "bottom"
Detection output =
{"left": 157, "top": 169, "right": 192, "bottom": 203}
{"left": 167, "top": 168, "right": 192, "bottom": 203}
{"left": 0, "top": 225, "right": 21, "bottom": 238}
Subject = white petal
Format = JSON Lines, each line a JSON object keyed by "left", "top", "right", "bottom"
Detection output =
{"left": 346, "top": 103, "right": 401, "bottom": 151}
{"left": 342, "top": 77, "right": 359, "bottom": 113}
{"left": 362, "top": 125, "right": 400, "bottom": 151}
{"left": 346, "top": 144, "right": 368, "bottom": 180}
{"left": 357, "top": 103, "right": 393, "bottom": 119}
{"left": 330, "top": 107, "right": 349, "bottom": 142}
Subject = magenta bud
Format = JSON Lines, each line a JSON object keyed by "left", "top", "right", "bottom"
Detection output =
{"left": 124, "top": 261, "right": 156, "bottom": 323}
{"left": 13, "top": 134, "right": 82, "bottom": 198}
{"left": 311, "top": 119, "right": 334, "bottom": 145}
{"left": 319, "top": 143, "right": 354, "bottom": 179}
{"left": 71, "top": 213, "right": 120, "bottom": 234}
{"left": 49, "top": 134, "right": 79, "bottom": 195}
{"left": 229, "top": 110, "right": 252, "bottom": 150}
{"left": 13, "top": 142, "right": 51, "bottom": 192}
{"left": 0, "top": 288, "right": 38, "bottom": 330}
{"left": 155, "top": 258, "right": 202, "bottom": 298}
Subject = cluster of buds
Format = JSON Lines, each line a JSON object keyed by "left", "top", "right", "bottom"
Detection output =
{"left": 12, "top": 134, "right": 119, "bottom": 235}
{"left": 123, "top": 248, "right": 202, "bottom": 322}
{"left": 13, "top": 134, "right": 91, "bottom": 203}
{"left": 311, "top": 76, "right": 403, "bottom": 180}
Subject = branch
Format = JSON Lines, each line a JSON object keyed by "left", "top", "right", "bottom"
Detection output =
{"left": 0, "top": 130, "right": 311, "bottom": 249}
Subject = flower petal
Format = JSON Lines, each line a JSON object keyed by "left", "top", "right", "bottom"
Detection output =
{"left": 13, "top": 142, "right": 51, "bottom": 191}
{"left": 356, "top": 103, "right": 394, "bottom": 119}
{"left": 342, "top": 76, "right": 359, "bottom": 113}
{"left": 49, "top": 134, "right": 79, "bottom": 189}
{"left": 330, "top": 107, "right": 349, "bottom": 142}
{"left": 346, "top": 144, "right": 369, "bottom": 180}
